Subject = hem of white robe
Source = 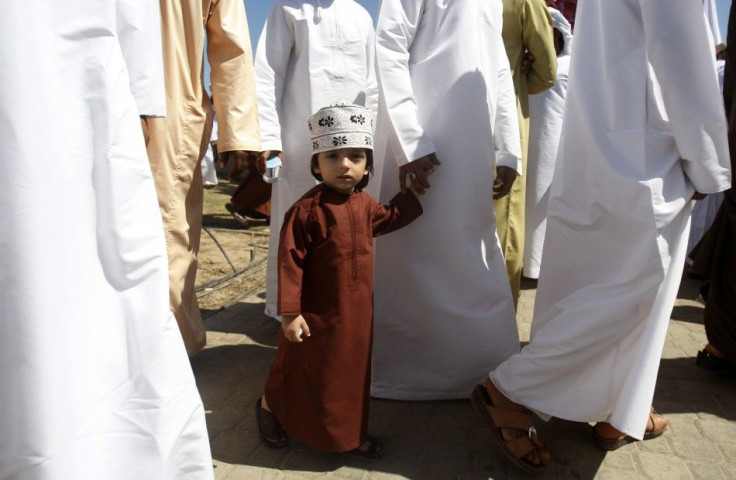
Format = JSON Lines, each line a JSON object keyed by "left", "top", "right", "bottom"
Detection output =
{"left": 488, "top": 372, "right": 646, "bottom": 440}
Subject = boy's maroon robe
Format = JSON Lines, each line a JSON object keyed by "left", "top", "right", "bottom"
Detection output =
{"left": 264, "top": 183, "right": 422, "bottom": 452}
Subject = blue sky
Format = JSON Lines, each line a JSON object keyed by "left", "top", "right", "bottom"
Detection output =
{"left": 245, "top": 0, "right": 379, "bottom": 46}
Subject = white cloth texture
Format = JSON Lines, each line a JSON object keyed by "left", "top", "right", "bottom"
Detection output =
{"left": 201, "top": 144, "right": 218, "bottom": 186}
{"left": 703, "top": 0, "right": 722, "bottom": 45}
{"left": 371, "top": 0, "right": 522, "bottom": 400}
{"left": 523, "top": 52, "right": 571, "bottom": 278}
{"left": 687, "top": 58, "right": 727, "bottom": 259}
{"left": 492, "top": 0, "right": 731, "bottom": 440}
{"left": 0, "top": 2, "right": 213, "bottom": 478}
{"left": 548, "top": 7, "right": 573, "bottom": 56}
{"left": 258, "top": 0, "right": 379, "bottom": 318}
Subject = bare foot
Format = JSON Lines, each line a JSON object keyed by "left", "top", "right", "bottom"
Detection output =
{"left": 594, "top": 407, "right": 669, "bottom": 439}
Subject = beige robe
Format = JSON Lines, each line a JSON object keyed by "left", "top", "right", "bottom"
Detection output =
{"left": 147, "top": 0, "right": 261, "bottom": 355}
{"left": 494, "top": 0, "right": 556, "bottom": 306}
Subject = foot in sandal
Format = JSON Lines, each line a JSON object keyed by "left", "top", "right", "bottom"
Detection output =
{"left": 592, "top": 407, "right": 669, "bottom": 451}
{"left": 471, "top": 378, "right": 550, "bottom": 474}
{"left": 255, "top": 396, "right": 289, "bottom": 448}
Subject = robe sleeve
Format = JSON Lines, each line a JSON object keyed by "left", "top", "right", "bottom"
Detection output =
{"left": 254, "top": 2, "right": 294, "bottom": 153}
{"left": 207, "top": 0, "right": 261, "bottom": 153}
{"left": 370, "top": 191, "right": 423, "bottom": 237}
{"left": 115, "top": 0, "right": 166, "bottom": 117}
{"left": 523, "top": 0, "right": 557, "bottom": 95}
{"left": 640, "top": 0, "right": 731, "bottom": 194}
{"left": 364, "top": 20, "right": 380, "bottom": 123}
{"left": 277, "top": 205, "right": 309, "bottom": 315}
{"left": 494, "top": 27, "right": 523, "bottom": 175}
{"left": 375, "top": 0, "right": 436, "bottom": 166}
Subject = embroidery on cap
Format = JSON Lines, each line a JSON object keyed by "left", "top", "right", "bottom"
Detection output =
{"left": 313, "top": 141, "right": 319, "bottom": 150}
{"left": 365, "top": 136, "right": 372, "bottom": 146}
{"left": 332, "top": 136, "right": 348, "bottom": 146}
{"left": 319, "top": 116, "right": 335, "bottom": 127}
{"left": 350, "top": 114, "right": 365, "bottom": 125}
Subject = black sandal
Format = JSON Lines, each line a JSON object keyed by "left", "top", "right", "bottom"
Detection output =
{"left": 255, "top": 398, "right": 288, "bottom": 448}
{"left": 349, "top": 434, "right": 385, "bottom": 459}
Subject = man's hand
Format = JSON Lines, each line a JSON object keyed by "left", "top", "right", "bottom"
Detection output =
{"left": 282, "top": 314, "right": 310, "bottom": 343}
{"left": 221, "top": 150, "right": 259, "bottom": 181}
{"left": 521, "top": 51, "right": 535, "bottom": 76}
{"left": 493, "top": 166, "right": 518, "bottom": 199}
{"left": 257, "top": 150, "right": 282, "bottom": 176}
{"left": 399, "top": 153, "right": 441, "bottom": 194}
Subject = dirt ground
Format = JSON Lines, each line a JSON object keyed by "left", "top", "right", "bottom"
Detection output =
{"left": 196, "top": 180, "right": 270, "bottom": 319}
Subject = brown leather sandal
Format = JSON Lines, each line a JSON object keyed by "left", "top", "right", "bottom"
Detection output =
{"left": 471, "top": 384, "right": 547, "bottom": 474}
{"left": 592, "top": 407, "right": 668, "bottom": 451}
{"left": 255, "top": 397, "right": 288, "bottom": 448}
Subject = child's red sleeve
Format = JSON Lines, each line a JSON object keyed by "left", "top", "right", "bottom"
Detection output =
{"left": 371, "top": 190, "right": 423, "bottom": 237}
{"left": 277, "top": 205, "right": 309, "bottom": 315}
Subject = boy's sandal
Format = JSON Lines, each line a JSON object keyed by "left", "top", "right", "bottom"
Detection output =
{"left": 349, "top": 435, "right": 385, "bottom": 459}
{"left": 255, "top": 398, "right": 288, "bottom": 448}
{"left": 592, "top": 407, "right": 668, "bottom": 451}
{"left": 225, "top": 202, "right": 251, "bottom": 227}
{"left": 471, "top": 384, "right": 547, "bottom": 474}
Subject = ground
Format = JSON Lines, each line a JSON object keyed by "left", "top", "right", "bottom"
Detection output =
{"left": 194, "top": 183, "right": 736, "bottom": 479}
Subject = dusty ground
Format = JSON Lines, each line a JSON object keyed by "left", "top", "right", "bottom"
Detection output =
{"left": 196, "top": 180, "right": 270, "bottom": 319}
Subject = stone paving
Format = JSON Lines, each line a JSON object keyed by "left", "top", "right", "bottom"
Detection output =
{"left": 191, "top": 275, "right": 736, "bottom": 480}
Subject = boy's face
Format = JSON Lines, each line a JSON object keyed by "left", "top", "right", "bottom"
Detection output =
{"left": 314, "top": 148, "right": 368, "bottom": 194}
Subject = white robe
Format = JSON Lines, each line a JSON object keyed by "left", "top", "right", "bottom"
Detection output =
{"left": 257, "top": 0, "right": 379, "bottom": 318}
{"left": 492, "top": 0, "right": 731, "bottom": 440}
{"left": 523, "top": 54, "right": 570, "bottom": 279}
{"left": 372, "top": 0, "right": 522, "bottom": 400}
{"left": 687, "top": 59, "right": 726, "bottom": 260}
{"left": 0, "top": 2, "right": 213, "bottom": 478}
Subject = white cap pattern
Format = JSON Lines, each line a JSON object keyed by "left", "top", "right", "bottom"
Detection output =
{"left": 308, "top": 102, "right": 374, "bottom": 154}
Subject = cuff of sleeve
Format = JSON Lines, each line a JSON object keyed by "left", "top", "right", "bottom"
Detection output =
{"left": 278, "top": 302, "right": 301, "bottom": 315}
{"left": 396, "top": 140, "right": 437, "bottom": 167}
{"left": 260, "top": 139, "right": 283, "bottom": 153}
{"left": 218, "top": 140, "right": 262, "bottom": 153}
{"left": 496, "top": 151, "right": 522, "bottom": 176}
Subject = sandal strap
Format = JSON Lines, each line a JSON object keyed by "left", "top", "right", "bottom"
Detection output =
{"left": 486, "top": 404, "right": 534, "bottom": 431}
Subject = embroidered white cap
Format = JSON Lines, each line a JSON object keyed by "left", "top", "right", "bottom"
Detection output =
{"left": 308, "top": 102, "right": 374, "bottom": 154}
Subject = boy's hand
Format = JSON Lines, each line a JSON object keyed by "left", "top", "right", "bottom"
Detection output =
{"left": 282, "top": 314, "right": 311, "bottom": 343}
{"left": 400, "top": 153, "right": 441, "bottom": 194}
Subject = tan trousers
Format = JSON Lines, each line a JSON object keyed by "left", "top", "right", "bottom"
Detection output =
{"left": 494, "top": 109, "right": 529, "bottom": 309}
{"left": 146, "top": 110, "right": 211, "bottom": 356}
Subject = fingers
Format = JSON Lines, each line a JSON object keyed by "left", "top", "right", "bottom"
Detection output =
{"left": 399, "top": 169, "right": 408, "bottom": 193}
{"left": 428, "top": 153, "right": 441, "bottom": 166}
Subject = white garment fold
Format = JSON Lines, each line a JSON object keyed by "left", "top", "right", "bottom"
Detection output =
{"left": 372, "top": 0, "right": 521, "bottom": 400}
{"left": 257, "top": 0, "right": 379, "bottom": 318}
{"left": 523, "top": 54, "right": 570, "bottom": 278}
{"left": 493, "top": 0, "right": 730, "bottom": 440}
{"left": 0, "top": 2, "right": 212, "bottom": 478}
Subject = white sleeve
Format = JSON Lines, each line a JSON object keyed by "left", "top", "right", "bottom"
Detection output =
{"left": 375, "top": 0, "right": 435, "bottom": 166}
{"left": 640, "top": 0, "right": 731, "bottom": 194}
{"left": 115, "top": 0, "right": 166, "bottom": 117}
{"left": 254, "top": 2, "right": 294, "bottom": 152}
{"left": 364, "top": 21, "right": 380, "bottom": 125}
{"left": 494, "top": 34, "right": 522, "bottom": 175}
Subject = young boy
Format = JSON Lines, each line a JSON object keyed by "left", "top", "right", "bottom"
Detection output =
{"left": 256, "top": 103, "right": 431, "bottom": 457}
